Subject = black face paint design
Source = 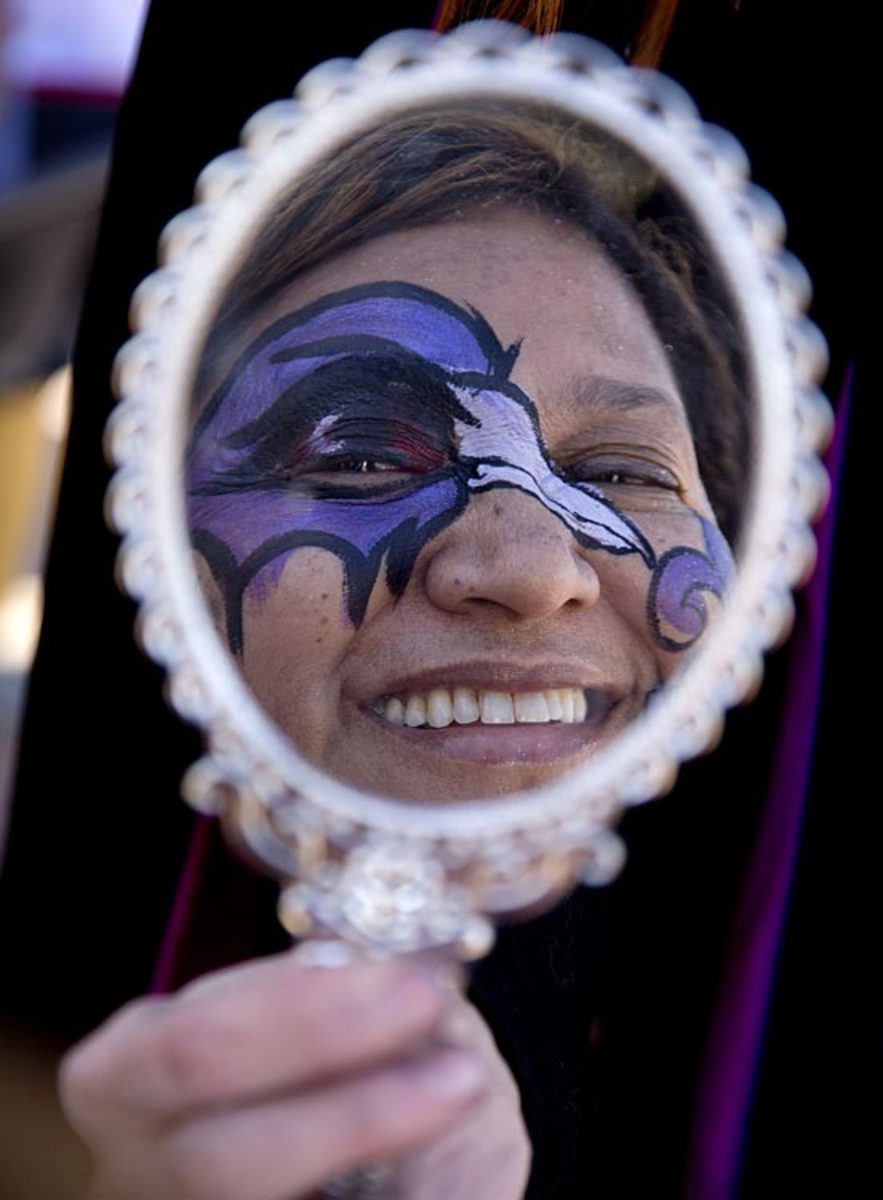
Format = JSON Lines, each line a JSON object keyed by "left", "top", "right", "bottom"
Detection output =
{"left": 188, "top": 281, "right": 734, "bottom": 654}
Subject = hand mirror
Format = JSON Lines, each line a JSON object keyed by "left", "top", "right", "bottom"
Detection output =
{"left": 106, "top": 22, "right": 830, "bottom": 960}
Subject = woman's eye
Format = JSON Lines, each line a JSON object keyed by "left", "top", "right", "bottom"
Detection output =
{"left": 322, "top": 457, "right": 403, "bottom": 474}
{"left": 286, "top": 452, "right": 428, "bottom": 487}
{"left": 592, "top": 469, "right": 673, "bottom": 488}
{"left": 565, "top": 459, "right": 680, "bottom": 491}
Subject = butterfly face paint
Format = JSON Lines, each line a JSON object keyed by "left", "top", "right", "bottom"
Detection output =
{"left": 188, "top": 280, "right": 733, "bottom": 660}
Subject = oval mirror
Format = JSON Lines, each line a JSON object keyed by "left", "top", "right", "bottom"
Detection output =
{"left": 107, "top": 23, "right": 829, "bottom": 959}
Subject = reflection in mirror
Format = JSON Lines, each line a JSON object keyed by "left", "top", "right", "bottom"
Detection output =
{"left": 186, "top": 100, "right": 747, "bottom": 804}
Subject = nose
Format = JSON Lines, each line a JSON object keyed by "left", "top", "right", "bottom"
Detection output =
{"left": 423, "top": 489, "right": 601, "bottom": 620}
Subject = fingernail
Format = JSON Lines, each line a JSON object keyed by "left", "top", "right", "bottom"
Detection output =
{"left": 410, "top": 1048, "right": 486, "bottom": 1101}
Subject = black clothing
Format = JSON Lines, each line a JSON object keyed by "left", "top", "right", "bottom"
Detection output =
{"left": 1, "top": 3, "right": 873, "bottom": 1196}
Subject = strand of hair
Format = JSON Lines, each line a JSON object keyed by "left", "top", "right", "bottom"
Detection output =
{"left": 630, "top": 0, "right": 682, "bottom": 68}
{"left": 433, "top": 0, "right": 564, "bottom": 36}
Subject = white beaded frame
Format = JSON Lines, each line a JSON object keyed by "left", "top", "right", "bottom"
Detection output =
{"left": 106, "top": 22, "right": 830, "bottom": 956}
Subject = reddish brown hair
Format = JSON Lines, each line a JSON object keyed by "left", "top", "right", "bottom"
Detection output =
{"left": 434, "top": 0, "right": 564, "bottom": 36}
{"left": 435, "top": 0, "right": 682, "bottom": 69}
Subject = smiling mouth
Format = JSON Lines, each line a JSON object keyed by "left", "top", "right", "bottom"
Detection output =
{"left": 368, "top": 686, "right": 612, "bottom": 729}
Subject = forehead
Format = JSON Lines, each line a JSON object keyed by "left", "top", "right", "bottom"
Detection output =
{"left": 242, "top": 208, "right": 685, "bottom": 426}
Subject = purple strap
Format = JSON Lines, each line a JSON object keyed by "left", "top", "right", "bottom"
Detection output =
{"left": 149, "top": 814, "right": 214, "bottom": 994}
{"left": 685, "top": 366, "right": 853, "bottom": 1198}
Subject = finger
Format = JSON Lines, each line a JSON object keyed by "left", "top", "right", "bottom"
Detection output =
{"left": 61, "top": 955, "right": 449, "bottom": 1130}
{"left": 395, "top": 1004, "right": 532, "bottom": 1200}
{"left": 437, "top": 996, "right": 522, "bottom": 1102}
{"left": 150, "top": 1047, "right": 487, "bottom": 1200}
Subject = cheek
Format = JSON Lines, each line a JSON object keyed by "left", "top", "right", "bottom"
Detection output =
{"left": 238, "top": 549, "right": 353, "bottom": 754}
{"left": 593, "top": 510, "right": 731, "bottom": 680}
{"left": 592, "top": 556, "right": 663, "bottom": 680}
{"left": 642, "top": 512, "right": 732, "bottom": 660}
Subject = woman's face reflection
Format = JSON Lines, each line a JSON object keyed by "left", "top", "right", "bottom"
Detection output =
{"left": 188, "top": 209, "right": 733, "bottom": 802}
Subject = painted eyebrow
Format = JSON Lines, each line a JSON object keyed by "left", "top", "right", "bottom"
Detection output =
{"left": 567, "top": 374, "right": 687, "bottom": 422}
{"left": 192, "top": 280, "right": 512, "bottom": 437}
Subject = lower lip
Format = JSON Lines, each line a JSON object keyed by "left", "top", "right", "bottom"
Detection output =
{"left": 362, "top": 708, "right": 618, "bottom": 765}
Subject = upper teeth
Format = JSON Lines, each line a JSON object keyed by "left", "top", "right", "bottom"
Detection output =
{"left": 377, "top": 687, "right": 589, "bottom": 729}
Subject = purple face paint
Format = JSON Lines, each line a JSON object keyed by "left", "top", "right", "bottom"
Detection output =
{"left": 647, "top": 516, "right": 736, "bottom": 651}
{"left": 187, "top": 281, "right": 733, "bottom": 655}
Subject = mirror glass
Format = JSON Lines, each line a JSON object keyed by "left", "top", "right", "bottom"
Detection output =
{"left": 183, "top": 97, "right": 749, "bottom": 807}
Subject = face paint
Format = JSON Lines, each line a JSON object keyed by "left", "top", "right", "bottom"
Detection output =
{"left": 648, "top": 515, "right": 735, "bottom": 651}
{"left": 188, "top": 281, "right": 732, "bottom": 655}
{"left": 452, "top": 382, "right": 654, "bottom": 564}
{"left": 188, "top": 283, "right": 490, "bottom": 651}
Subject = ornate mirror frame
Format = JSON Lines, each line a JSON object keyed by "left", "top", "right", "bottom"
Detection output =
{"left": 106, "top": 22, "right": 830, "bottom": 959}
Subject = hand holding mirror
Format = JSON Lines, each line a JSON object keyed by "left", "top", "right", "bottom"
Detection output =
{"left": 107, "top": 22, "right": 830, "bottom": 961}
